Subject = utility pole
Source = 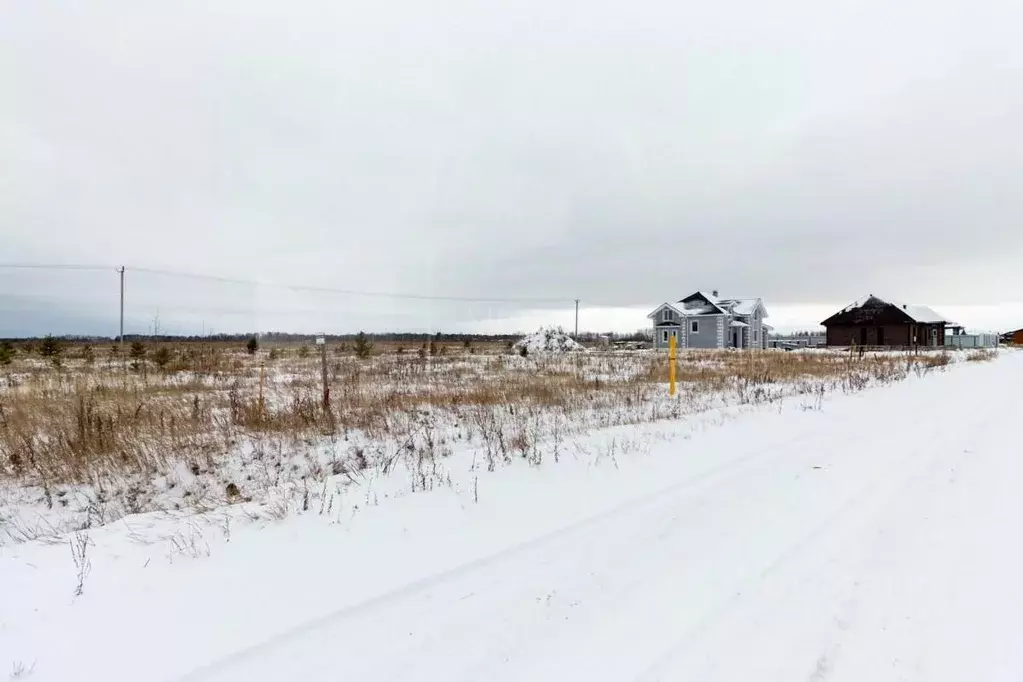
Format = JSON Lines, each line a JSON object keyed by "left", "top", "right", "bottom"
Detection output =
{"left": 118, "top": 266, "right": 125, "bottom": 354}
{"left": 574, "top": 299, "right": 580, "bottom": 339}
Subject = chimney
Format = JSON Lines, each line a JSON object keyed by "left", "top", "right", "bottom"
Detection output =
{"left": 712, "top": 289, "right": 719, "bottom": 298}
{"left": 903, "top": 304, "right": 907, "bottom": 309}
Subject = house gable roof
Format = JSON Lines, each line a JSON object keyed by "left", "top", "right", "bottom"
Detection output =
{"left": 646, "top": 302, "right": 684, "bottom": 320}
{"left": 650, "top": 291, "right": 770, "bottom": 321}
{"left": 678, "top": 291, "right": 728, "bottom": 316}
{"left": 821, "top": 295, "right": 951, "bottom": 326}
{"left": 717, "top": 297, "right": 769, "bottom": 319}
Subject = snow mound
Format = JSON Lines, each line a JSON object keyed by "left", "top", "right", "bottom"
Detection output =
{"left": 513, "top": 327, "right": 587, "bottom": 354}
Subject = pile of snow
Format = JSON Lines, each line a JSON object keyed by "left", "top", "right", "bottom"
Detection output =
{"left": 513, "top": 327, "right": 586, "bottom": 354}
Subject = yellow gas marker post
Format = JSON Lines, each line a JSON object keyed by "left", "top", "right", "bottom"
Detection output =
{"left": 669, "top": 334, "right": 677, "bottom": 396}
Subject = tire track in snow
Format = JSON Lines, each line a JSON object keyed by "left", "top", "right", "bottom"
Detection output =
{"left": 170, "top": 359, "right": 1008, "bottom": 682}
{"left": 629, "top": 379, "right": 1001, "bottom": 682}
{"left": 444, "top": 363, "right": 1002, "bottom": 682}
{"left": 169, "top": 431, "right": 822, "bottom": 682}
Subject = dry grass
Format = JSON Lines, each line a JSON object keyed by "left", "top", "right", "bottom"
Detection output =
{"left": 0, "top": 342, "right": 982, "bottom": 537}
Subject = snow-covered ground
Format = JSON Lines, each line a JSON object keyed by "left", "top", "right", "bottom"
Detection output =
{"left": 3, "top": 351, "right": 1022, "bottom": 681}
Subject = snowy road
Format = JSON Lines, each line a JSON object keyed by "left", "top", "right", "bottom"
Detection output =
{"left": 5, "top": 353, "right": 1023, "bottom": 681}
{"left": 174, "top": 354, "right": 1023, "bottom": 682}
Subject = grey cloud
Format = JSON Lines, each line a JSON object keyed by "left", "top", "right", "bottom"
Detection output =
{"left": 2, "top": 0, "right": 1022, "bottom": 334}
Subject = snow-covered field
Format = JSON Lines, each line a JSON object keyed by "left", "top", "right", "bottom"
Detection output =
{"left": 3, "top": 346, "right": 946, "bottom": 541}
{"left": 2, "top": 349, "right": 1019, "bottom": 681}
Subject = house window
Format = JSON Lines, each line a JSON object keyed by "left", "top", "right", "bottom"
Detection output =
{"left": 662, "top": 330, "right": 669, "bottom": 343}
{"left": 753, "top": 329, "right": 759, "bottom": 342}
{"left": 690, "top": 320, "right": 699, "bottom": 334}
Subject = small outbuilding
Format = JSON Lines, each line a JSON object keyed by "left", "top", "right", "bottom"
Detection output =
{"left": 820, "top": 295, "right": 952, "bottom": 348}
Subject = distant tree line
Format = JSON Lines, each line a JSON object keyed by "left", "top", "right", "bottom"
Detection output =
{"left": 0, "top": 328, "right": 655, "bottom": 345}
{"left": 1, "top": 331, "right": 524, "bottom": 344}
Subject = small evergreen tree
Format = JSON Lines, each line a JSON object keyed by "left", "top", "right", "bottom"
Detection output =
{"left": 0, "top": 341, "right": 14, "bottom": 366}
{"left": 353, "top": 331, "right": 373, "bottom": 359}
{"left": 246, "top": 337, "right": 259, "bottom": 355}
{"left": 298, "top": 345, "right": 310, "bottom": 358}
{"left": 81, "top": 344, "right": 95, "bottom": 365}
{"left": 39, "top": 336, "right": 63, "bottom": 369}
{"left": 153, "top": 347, "right": 172, "bottom": 370}
{"left": 129, "top": 341, "right": 147, "bottom": 372}
{"left": 39, "top": 335, "right": 61, "bottom": 359}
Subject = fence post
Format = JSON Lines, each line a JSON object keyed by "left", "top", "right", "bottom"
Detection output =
{"left": 317, "top": 335, "right": 329, "bottom": 410}
{"left": 258, "top": 360, "right": 266, "bottom": 419}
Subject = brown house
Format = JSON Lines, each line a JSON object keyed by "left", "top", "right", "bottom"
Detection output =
{"left": 1002, "top": 328, "right": 1023, "bottom": 345}
{"left": 821, "top": 295, "right": 952, "bottom": 348}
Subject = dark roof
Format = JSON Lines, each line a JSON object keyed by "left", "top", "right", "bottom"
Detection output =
{"left": 821, "top": 295, "right": 951, "bottom": 326}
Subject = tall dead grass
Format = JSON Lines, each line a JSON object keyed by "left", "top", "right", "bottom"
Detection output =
{"left": 0, "top": 344, "right": 974, "bottom": 524}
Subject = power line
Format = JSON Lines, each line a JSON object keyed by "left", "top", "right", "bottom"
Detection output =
{"left": 0, "top": 263, "right": 117, "bottom": 272}
{"left": 126, "top": 266, "right": 574, "bottom": 305}
{"left": 0, "top": 263, "right": 638, "bottom": 310}
{"left": 0, "top": 263, "right": 576, "bottom": 304}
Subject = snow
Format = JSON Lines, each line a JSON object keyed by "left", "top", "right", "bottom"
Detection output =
{"left": 678, "top": 295, "right": 764, "bottom": 318}
{"left": 4, "top": 352, "right": 1023, "bottom": 681}
{"left": 677, "top": 292, "right": 727, "bottom": 316}
{"left": 678, "top": 302, "right": 721, "bottom": 315}
{"left": 512, "top": 327, "right": 586, "bottom": 353}
{"left": 719, "top": 298, "right": 760, "bottom": 316}
{"left": 842, "top": 295, "right": 949, "bottom": 324}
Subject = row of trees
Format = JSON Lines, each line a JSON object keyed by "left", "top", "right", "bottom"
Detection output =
{"left": 1, "top": 331, "right": 525, "bottom": 344}
{"left": 1, "top": 336, "right": 69, "bottom": 368}
{"left": 0, "top": 336, "right": 166, "bottom": 371}
{"left": 0, "top": 332, "right": 376, "bottom": 369}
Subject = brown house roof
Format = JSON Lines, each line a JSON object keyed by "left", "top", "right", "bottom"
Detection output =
{"left": 821, "top": 295, "right": 951, "bottom": 326}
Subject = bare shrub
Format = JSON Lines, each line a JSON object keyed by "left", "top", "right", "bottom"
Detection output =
{"left": 10, "top": 660, "right": 36, "bottom": 679}
{"left": 70, "top": 528, "right": 91, "bottom": 596}
{"left": 165, "top": 523, "right": 211, "bottom": 561}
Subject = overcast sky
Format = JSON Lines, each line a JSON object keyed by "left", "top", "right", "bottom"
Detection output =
{"left": 3, "top": 0, "right": 1021, "bottom": 336}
